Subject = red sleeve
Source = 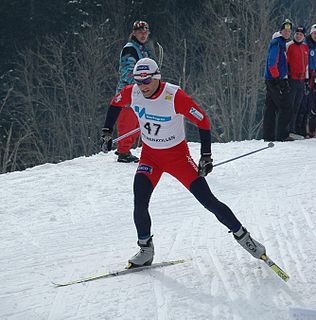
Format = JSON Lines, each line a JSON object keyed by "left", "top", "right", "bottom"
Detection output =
{"left": 110, "top": 85, "right": 133, "bottom": 106}
{"left": 174, "top": 88, "right": 210, "bottom": 130}
{"left": 269, "top": 49, "right": 280, "bottom": 78}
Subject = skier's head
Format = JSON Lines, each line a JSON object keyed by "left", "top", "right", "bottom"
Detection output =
{"left": 130, "top": 20, "right": 150, "bottom": 44}
{"left": 133, "top": 58, "right": 161, "bottom": 98}
{"left": 294, "top": 25, "right": 306, "bottom": 43}
{"left": 279, "top": 19, "right": 292, "bottom": 40}
{"left": 310, "top": 24, "right": 316, "bottom": 42}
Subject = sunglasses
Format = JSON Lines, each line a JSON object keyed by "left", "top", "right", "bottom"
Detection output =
{"left": 135, "top": 77, "right": 153, "bottom": 85}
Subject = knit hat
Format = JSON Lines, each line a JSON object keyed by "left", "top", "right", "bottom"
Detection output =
{"left": 280, "top": 19, "right": 293, "bottom": 31}
{"left": 311, "top": 24, "right": 316, "bottom": 34}
{"left": 132, "top": 20, "right": 149, "bottom": 31}
{"left": 295, "top": 25, "right": 306, "bottom": 35}
{"left": 133, "top": 58, "right": 161, "bottom": 80}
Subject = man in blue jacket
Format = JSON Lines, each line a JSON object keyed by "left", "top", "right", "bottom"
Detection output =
{"left": 298, "top": 24, "right": 316, "bottom": 137}
{"left": 263, "top": 19, "right": 293, "bottom": 142}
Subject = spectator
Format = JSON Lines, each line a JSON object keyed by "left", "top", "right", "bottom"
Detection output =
{"left": 115, "top": 20, "right": 155, "bottom": 163}
{"left": 263, "top": 19, "right": 293, "bottom": 142}
{"left": 302, "top": 24, "right": 316, "bottom": 137}
{"left": 286, "top": 26, "right": 309, "bottom": 139}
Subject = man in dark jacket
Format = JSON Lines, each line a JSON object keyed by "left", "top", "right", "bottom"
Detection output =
{"left": 263, "top": 19, "right": 293, "bottom": 142}
{"left": 301, "top": 24, "right": 316, "bottom": 137}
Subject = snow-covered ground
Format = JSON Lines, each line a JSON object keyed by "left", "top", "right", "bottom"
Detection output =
{"left": 1, "top": 139, "right": 316, "bottom": 320}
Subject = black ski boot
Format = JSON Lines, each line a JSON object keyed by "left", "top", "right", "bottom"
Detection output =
{"left": 117, "top": 152, "right": 139, "bottom": 163}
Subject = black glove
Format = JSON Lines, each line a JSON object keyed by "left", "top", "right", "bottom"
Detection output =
{"left": 198, "top": 153, "right": 213, "bottom": 177}
{"left": 100, "top": 128, "right": 113, "bottom": 153}
{"left": 304, "top": 79, "right": 311, "bottom": 95}
{"left": 279, "top": 79, "right": 290, "bottom": 95}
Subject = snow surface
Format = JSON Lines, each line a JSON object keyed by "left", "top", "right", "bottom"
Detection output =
{"left": 1, "top": 139, "right": 316, "bottom": 320}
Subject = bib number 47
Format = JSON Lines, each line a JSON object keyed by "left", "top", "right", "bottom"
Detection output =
{"left": 144, "top": 122, "right": 161, "bottom": 136}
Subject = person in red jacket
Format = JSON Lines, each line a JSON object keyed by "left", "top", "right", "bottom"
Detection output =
{"left": 286, "top": 25, "right": 309, "bottom": 138}
{"left": 100, "top": 58, "right": 266, "bottom": 267}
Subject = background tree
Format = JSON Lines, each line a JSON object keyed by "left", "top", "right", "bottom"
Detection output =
{"left": 1, "top": 0, "right": 316, "bottom": 173}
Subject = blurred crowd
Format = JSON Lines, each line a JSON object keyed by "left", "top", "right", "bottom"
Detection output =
{"left": 263, "top": 19, "right": 316, "bottom": 142}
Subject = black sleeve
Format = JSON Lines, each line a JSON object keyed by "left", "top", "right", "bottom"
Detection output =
{"left": 199, "top": 128, "right": 212, "bottom": 155}
{"left": 103, "top": 105, "right": 122, "bottom": 131}
{"left": 121, "top": 46, "right": 139, "bottom": 60}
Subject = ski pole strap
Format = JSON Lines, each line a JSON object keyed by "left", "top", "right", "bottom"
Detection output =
{"left": 213, "top": 142, "right": 274, "bottom": 168}
{"left": 112, "top": 127, "right": 141, "bottom": 144}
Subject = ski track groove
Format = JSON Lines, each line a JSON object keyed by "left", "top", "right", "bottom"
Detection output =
{"left": 150, "top": 203, "right": 197, "bottom": 320}
{"left": 2, "top": 141, "right": 316, "bottom": 319}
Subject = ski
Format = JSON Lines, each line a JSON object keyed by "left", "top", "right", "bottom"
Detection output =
{"left": 260, "top": 254, "right": 289, "bottom": 282}
{"left": 52, "top": 259, "right": 190, "bottom": 287}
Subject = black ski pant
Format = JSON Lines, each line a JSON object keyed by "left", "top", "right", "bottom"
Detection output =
{"left": 263, "top": 80, "right": 292, "bottom": 141}
{"left": 288, "top": 79, "right": 305, "bottom": 134}
{"left": 297, "top": 91, "right": 311, "bottom": 136}
{"left": 308, "top": 84, "right": 316, "bottom": 133}
{"left": 298, "top": 82, "right": 316, "bottom": 135}
{"left": 133, "top": 173, "right": 242, "bottom": 240}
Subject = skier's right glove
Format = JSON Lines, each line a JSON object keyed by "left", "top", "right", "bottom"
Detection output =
{"left": 100, "top": 128, "right": 113, "bottom": 153}
{"left": 198, "top": 153, "right": 213, "bottom": 177}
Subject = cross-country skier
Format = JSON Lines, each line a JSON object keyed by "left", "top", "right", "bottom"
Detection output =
{"left": 101, "top": 58, "right": 266, "bottom": 267}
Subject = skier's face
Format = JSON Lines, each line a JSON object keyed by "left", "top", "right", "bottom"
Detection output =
{"left": 281, "top": 28, "right": 291, "bottom": 40}
{"left": 311, "top": 32, "right": 316, "bottom": 42}
{"left": 136, "top": 78, "right": 160, "bottom": 98}
{"left": 294, "top": 32, "right": 305, "bottom": 43}
{"left": 133, "top": 29, "right": 150, "bottom": 44}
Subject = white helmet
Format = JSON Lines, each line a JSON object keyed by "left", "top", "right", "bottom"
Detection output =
{"left": 133, "top": 58, "right": 161, "bottom": 80}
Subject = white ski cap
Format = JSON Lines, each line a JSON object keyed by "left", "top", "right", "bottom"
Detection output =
{"left": 133, "top": 58, "right": 161, "bottom": 80}
{"left": 311, "top": 24, "right": 316, "bottom": 34}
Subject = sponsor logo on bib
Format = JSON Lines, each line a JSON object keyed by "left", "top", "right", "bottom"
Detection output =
{"left": 134, "top": 106, "right": 172, "bottom": 122}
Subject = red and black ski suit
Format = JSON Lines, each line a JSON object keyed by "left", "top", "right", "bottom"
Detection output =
{"left": 104, "top": 81, "right": 242, "bottom": 239}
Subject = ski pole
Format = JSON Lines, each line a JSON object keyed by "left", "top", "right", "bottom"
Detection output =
{"left": 112, "top": 127, "right": 141, "bottom": 144}
{"left": 213, "top": 142, "right": 274, "bottom": 168}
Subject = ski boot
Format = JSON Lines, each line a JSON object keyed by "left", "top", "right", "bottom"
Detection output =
{"left": 117, "top": 152, "right": 139, "bottom": 163}
{"left": 233, "top": 227, "right": 266, "bottom": 259}
{"left": 127, "top": 236, "right": 154, "bottom": 268}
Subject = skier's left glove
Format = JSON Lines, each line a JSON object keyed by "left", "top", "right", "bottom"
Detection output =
{"left": 100, "top": 128, "right": 113, "bottom": 153}
{"left": 198, "top": 153, "right": 213, "bottom": 177}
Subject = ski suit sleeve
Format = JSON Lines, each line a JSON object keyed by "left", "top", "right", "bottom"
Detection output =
{"left": 103, "top": 85, "right": 133, "bottom": 130}
{"left": 267, "top": 39, "right": 280, "bottom": 78}
{"left": 118, "top": 47, "right": 139, "bottom": 89}
{"left": 174, "top": 89, "right": 212, "bottom": 155}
